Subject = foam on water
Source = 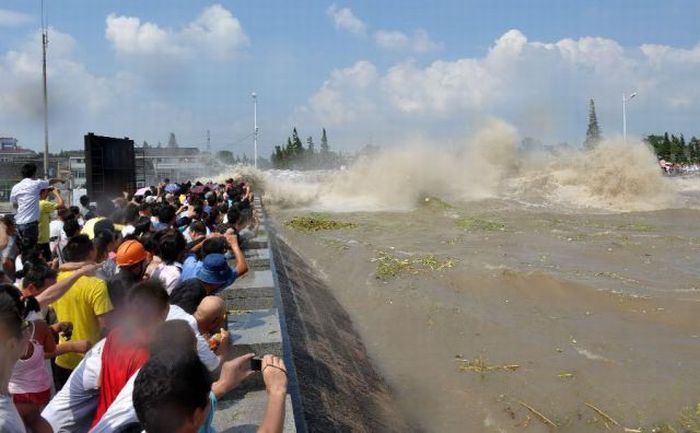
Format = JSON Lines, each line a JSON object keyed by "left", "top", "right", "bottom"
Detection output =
{"left": 209, "top": 119, "right": 681, "bottom": 213}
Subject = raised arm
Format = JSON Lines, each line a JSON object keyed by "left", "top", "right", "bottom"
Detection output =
{"left": 35, "top": 263, "right": 100, "bottom": 307}
{"left": 0, "top": 223, "right": 8, "bottom": 252}
{"left": 225, "top": 232, "right": 248, "bottom": 277}
{"left": 257, "top": 355, "right": 288, "bottom": 433}
{"left": 53, "top": 188, "right": 65, "bottom": 209}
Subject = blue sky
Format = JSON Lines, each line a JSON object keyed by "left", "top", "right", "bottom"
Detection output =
{"left": 1, "top": 0, "right": 699, "bottom": 155}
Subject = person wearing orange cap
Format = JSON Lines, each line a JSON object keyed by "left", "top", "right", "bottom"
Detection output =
{"left": 107, "top": 240, "right": 150, "bottom": 311}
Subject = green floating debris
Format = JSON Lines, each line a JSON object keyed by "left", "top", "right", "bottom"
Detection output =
{"left": 286, "top": 215, "right": 358, "bottom": 232}
{"left": 457, "top": 217, "right": 506, "bottom": 232}
{"left": 372, "top": 252, "right": 454, "bottom": 279}
{"left": 455, "top": 355, "right": 520, "bottom": 373}
{"left": 420, "top": 196, "right": 454, "bottom": 209}
{"left": 616, "top": 223, "right": 655, "bottom": 232}
{"left": 558, "top": 372, "right": 575, "bottom": 379}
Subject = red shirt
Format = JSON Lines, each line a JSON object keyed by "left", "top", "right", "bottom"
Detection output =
{"left": 91, "top": 329, "right": 150, "bottom": 427}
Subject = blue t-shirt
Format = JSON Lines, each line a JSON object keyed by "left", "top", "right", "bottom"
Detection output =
{"left": 180, "top": 255, "right": 202, "bottom": 282}
{"left": 198, "top": 392, "right": 217, "bottom": 433}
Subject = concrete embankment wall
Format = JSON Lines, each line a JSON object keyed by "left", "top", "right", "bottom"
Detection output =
{"left": 215, "top": 196, "right": 417, "bottom": 432}
{"left": 268, "top": 223, "right": 420, "bottom": 433}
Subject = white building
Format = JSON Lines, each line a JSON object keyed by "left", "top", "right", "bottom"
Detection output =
{"left": 68, "top": 156, "right": 86, "bottom": 189}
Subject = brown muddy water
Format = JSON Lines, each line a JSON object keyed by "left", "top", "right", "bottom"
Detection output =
{"left": 268, "top": 201, "right": 700, "bottom": 433}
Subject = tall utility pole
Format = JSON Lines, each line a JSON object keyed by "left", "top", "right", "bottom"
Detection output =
{"left": 252, "top": 92, "right": 258, "bottom": 169}
{"left": 41, "top": 0, "right": 49, "bottom": 177}
{"left": 622, "top": 92, "right": 637, "bottom": 143}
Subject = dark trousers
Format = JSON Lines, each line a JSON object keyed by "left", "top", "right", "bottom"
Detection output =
{"left": 52, "top": 363, "right": 73, "bottom": 392}
{"left": 16, "top": 221, "right": 39, "bottom": 254}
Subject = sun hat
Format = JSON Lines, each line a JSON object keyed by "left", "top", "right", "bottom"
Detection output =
{"left": 196, "top": 253, "right": 235, "bottom": 289}
{"left": 116, "top": 240, "right": 149, "bottom": 267}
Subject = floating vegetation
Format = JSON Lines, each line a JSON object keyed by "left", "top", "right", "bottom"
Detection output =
{"left": 457, "top": 217, "right": 506, "bottom": 232}
{"left": 420, "top": 196, "right": 454, "bottom": 209}
{"left": 455, "top": 355, "right": 520, "bottom": 373}
{"left": 584, "top": 402, "right": 620, "bottom": 429}
{"left": 286, "top": 215, "right": 358, "bottom": 232}
{"left": 519, "top": 400, "right": 558, "bottom": 429}
{"left": 558, "top": 372, "right": 575, "bottom": 379}
{"left": 654, "top": 403, "right": 700, "bottom": 433}
{"left": 372, "top": 252, "right": 454, "bottom": 279}
{"left": 617, "top": 223, "right": 655, "bottom": 232}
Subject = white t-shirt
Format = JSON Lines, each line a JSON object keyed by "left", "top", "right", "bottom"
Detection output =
{"left": 41, "top": 339, "right": 106, "bottom": 433}
{"left": 0, "top": 393, "right": 26, "bottom": 433}
{"left": 166, "top": 305, "right": 220, "bottom": 371}
{"left": 152, "top": 262, "right": 182, "bottom": 295}
{"left": 9, "top": 178, "right": 50, "bottom": 225}
{"left": 50, "top": 220, "right": 68, "bottom": 259}
{"left": 88, "top": 373, "right": 138, "bottom": 432}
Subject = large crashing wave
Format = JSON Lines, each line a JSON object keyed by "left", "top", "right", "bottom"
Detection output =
{"left": 210, "top": 119, "right": 681, "bottom": 213}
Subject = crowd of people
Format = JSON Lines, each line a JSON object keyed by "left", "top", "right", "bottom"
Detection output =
{"left": 0, "top": 162, "right": 288, "bottom": 433}
{"left": 658, "top": 159, "right": 700, "bottom": 176}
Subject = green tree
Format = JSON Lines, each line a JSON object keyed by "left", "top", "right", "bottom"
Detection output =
{"left": 291, "top": 128, "right": 303, "bottom": 156}
{"left": 660, "top": 132, "right": 672, "bottom": 160}
{"left": 584, "top": 99, "right": 601, "bottom": 149}
{"left": 689, "top": 137, "right": 700, "bottom": 163}
{"left": 670, "top": 134, "right": 682, "bottom": 162}
{"left": 644, "top": 134, "right": 663, "bottom": 158}
{"left": 306, "top": 136, "right": 315, "bottom": 154}
{"left": 167, "top": 132, "right": 179, "bottom": 148}
{"left": 216, "top": 150, "right": 234, "bottom": 164}
{"left": 320, "top": 128, "right": 329, "bottom": 154}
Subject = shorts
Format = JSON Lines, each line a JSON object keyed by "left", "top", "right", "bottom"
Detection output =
{"left": 12, "top": 389, "right": 51, "bottom": 405}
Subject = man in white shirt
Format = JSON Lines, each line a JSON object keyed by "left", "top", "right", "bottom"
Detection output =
{"left": 9, "top": 163, "right": 62, "bottom": 251}
{"left": 41, "top": 339, "right": 106, "bottom": 433}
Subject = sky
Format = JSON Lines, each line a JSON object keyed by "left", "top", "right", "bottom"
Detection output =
{"left": 0, "top": 0, "right": 699, "bottom": 156}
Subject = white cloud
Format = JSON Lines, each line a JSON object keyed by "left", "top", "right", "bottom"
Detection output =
{"left": 374, "top": 29, "right": 441, "bottom": 53}
{"left": 0, "top": 9, "right": 32, "bottom": 27}
{"left": 106, "top": 4, "right": 249, "bottom": 62}
{"left": 0, "top": 28, "right": 116, "bottom": 122}
{"left": 305, "top": 60, "right": 378, "bottom": 125}
{"left": 298, "top": 29, "right": 700, "bottom": 147}
{"left": 326, "top": 4, "right": 366, "bottom": 37}
{"left": 0, "top": 26, "right": 200, "bottom": 151}
{"left": 641, "top": 42, "right": 700, "bottom": 65}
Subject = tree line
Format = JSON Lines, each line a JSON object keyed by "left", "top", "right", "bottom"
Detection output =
{"left": 270, "top": 128, "right": 346, "bottom": 169}
{"left": 645, "top": 133, "right": 700, "bottom": 163}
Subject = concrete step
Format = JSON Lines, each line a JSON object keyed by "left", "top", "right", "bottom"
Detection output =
{"left": 228, "top": 308, "right": 283, "bottom": 358}
{"left": 213, "top": 389, "right": 296, "bottom": 433}
{"left": 242, "top": 248, "right": 270, "bottom": 270}
{"left": 222, "top": 269, "right": 276, "bottom": 310}
{"left": 225, "top": 308, "right": 283, "bottom": 392}
{"left": 244, "top": 237, "right": 268, "bottom": 250}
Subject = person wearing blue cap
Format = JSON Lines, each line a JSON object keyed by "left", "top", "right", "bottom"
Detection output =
{"left": 170, "top": 231, "right": 248, "bottom": 306}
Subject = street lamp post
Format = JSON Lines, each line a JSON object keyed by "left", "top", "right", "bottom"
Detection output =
{"left": 252, "top": 92, "right": 258, "bottom": 169}
{"left": 622, "top": 92, "right": 637, "bottom": 142}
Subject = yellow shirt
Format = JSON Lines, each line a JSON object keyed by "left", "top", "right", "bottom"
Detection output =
{"left": 81, "top": 217, "right": 124, "bottom": 239}
{"left": 38, "top": 200, "right": 56, "bottom": 244}
{"left": 51, "top": 271, "right": 113, "bottom": 370}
